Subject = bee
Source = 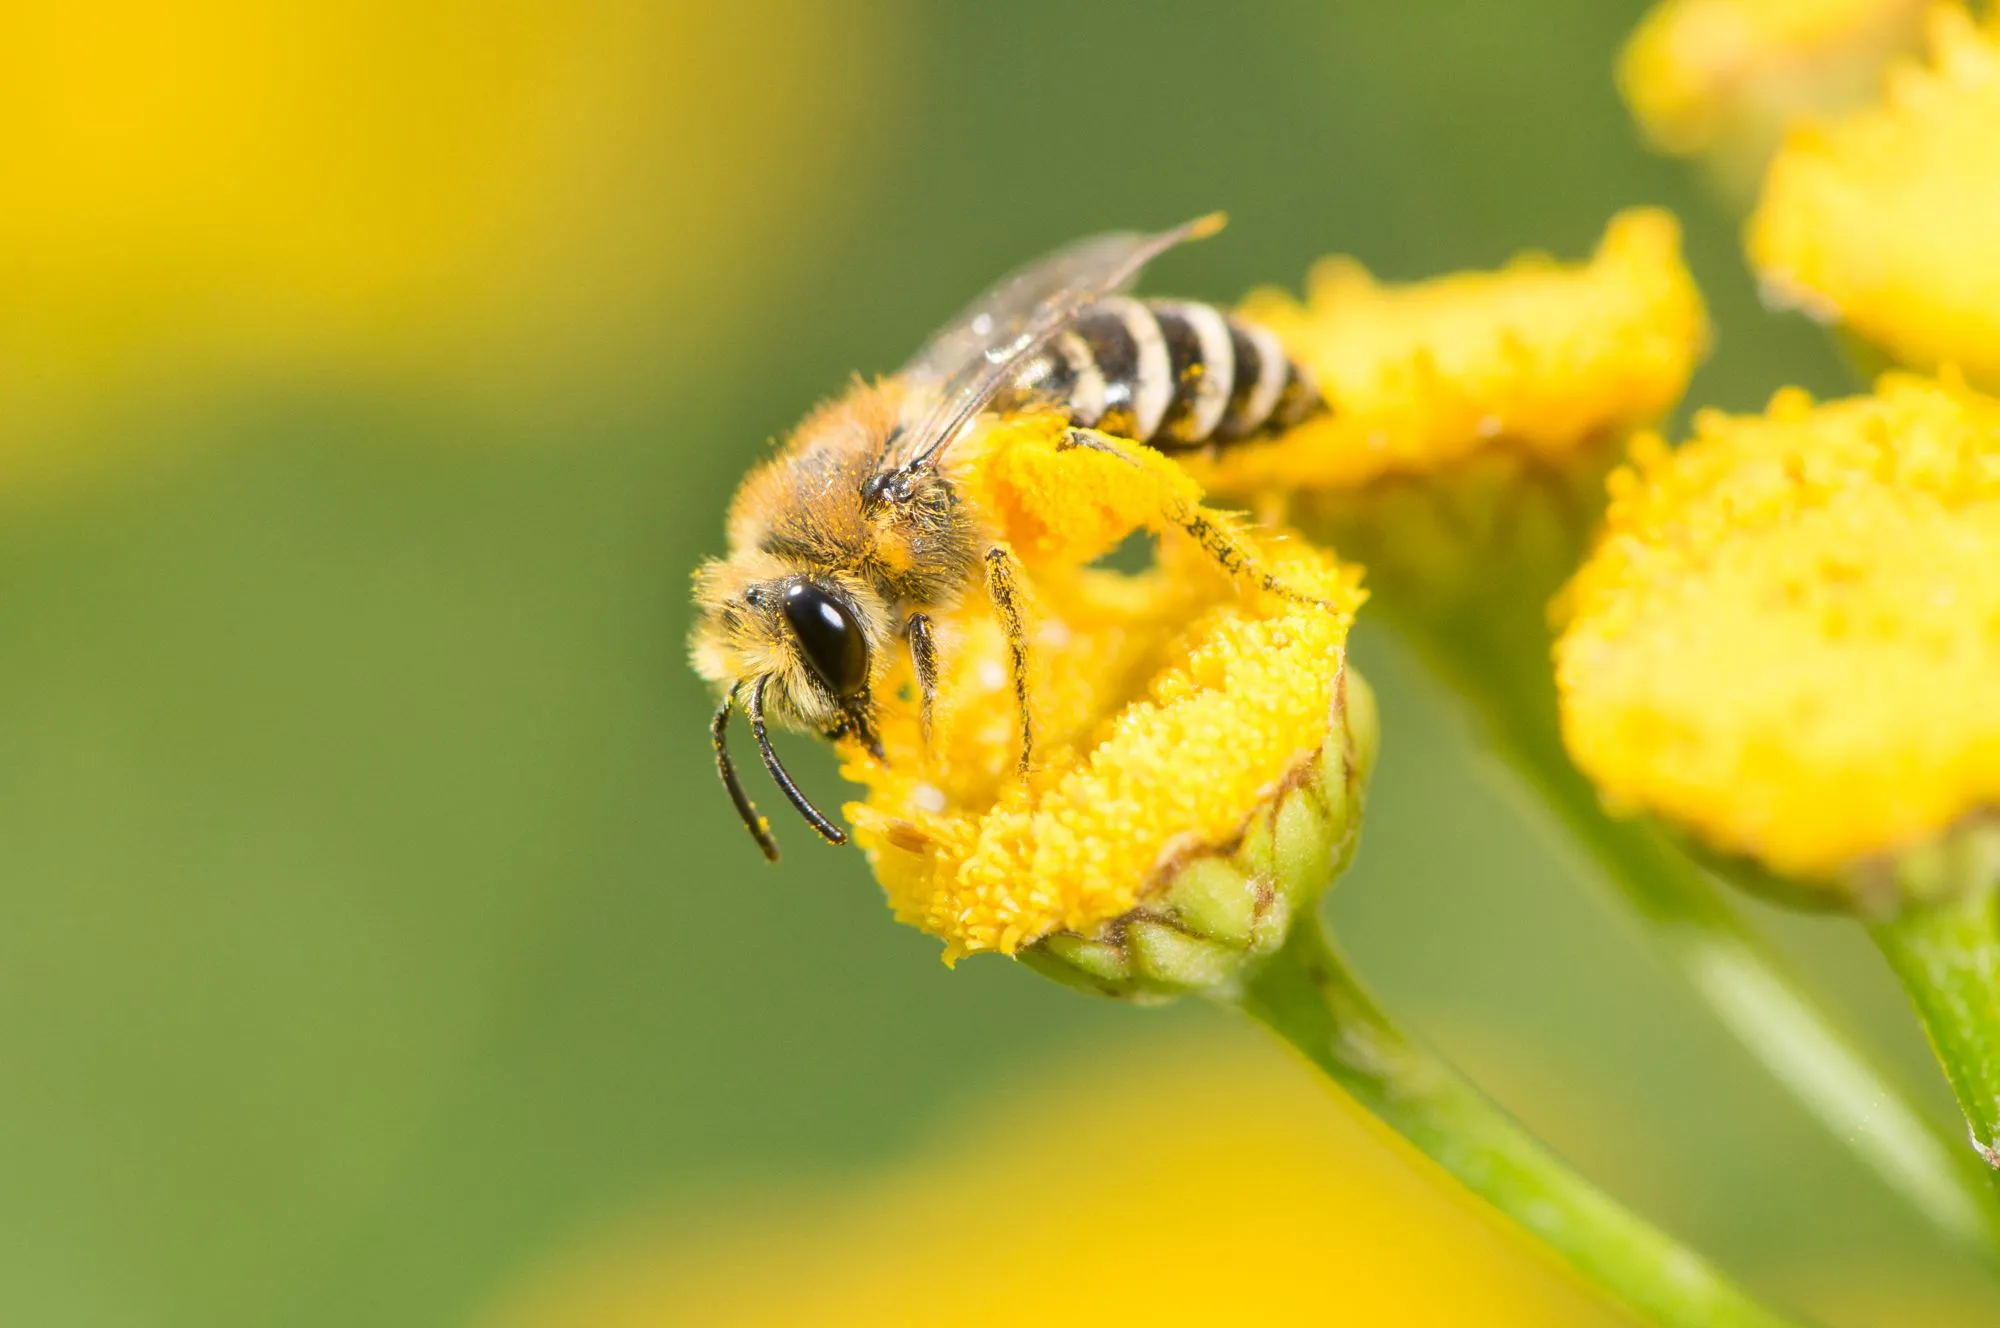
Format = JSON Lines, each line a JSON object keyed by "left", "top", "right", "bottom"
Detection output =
{"left": 691, "top": 214, "right": 1328, "bottom": 860}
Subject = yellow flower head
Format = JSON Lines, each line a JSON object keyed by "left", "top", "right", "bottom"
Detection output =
{"left": 1182, "top": 209, "right": 1707, "bottom": 498}
{"left": 1555, "top": 373, "right": 2000, "bottom": 885}
{"left": 844, "top": 418, "right": 1372, "bottom": 979}
{"left": 1619, "top": 0, "right": 1927, "bottom": 171}
{"left": 1187, "top": 211, "right": 1704, "bottom": 650}
{"left": 1749, "top": 5, "right": 2000, "bottom": 388}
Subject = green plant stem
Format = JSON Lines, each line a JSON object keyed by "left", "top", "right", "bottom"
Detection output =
{"left": 1496, "top": 703, "right": 2000, "bottom": 1254}
{"left": 1237, "top": 915, "right": 1808, "bottom": 1328}
{"left": 1871, "top": 883, "right": 2000, "bottom": 1188}
{"left": 1421, "top": 610, "right": 2000, "bottom": 1262}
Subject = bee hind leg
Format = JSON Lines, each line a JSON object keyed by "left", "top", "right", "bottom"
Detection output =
{"left": 1056, "top": 426, "right": 1140, "bottom": 463}
{"left": 1058, "top": 427, "right": 1335, "bottom": 614}
{"left": 982, "top": 546, "right": 1034, "bottom": 774}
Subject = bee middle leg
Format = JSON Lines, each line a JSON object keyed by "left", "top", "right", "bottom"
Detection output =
{"left": 982, "top": 546, "right": 1034, "bottom": 774}
{"left": 1056, "top": 427, "right": 1334, "bottom": 611}
{"left": 905, "top": 612, "right": 939, "bottom": 748}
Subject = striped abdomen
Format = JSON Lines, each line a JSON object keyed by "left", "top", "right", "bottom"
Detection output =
{"left": 1003, "top": 297, "right": 1324, "bottom": 450}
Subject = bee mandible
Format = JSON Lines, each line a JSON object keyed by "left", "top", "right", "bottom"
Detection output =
{"left": 690, "top": 214, "right": 1328, "bottom": 860}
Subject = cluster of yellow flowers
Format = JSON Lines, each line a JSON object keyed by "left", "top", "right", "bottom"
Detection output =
{"left": 1587, "top": 2, "right": 2000, "bottom": 889}
{"left": 851, "top": 0, "right": 2000, "bottom": 958}
{"left": 849, "top": 208, "right": 1708, "bottom": 969}
{"left": 815, "top": 8, "right": 2000, "bottom": 1323}
{"left": 1570, "top": 18, "right": 2000, "bottom": 1274}
{"left": 675, "top": 4, "right": 2000, "bottom": 1323}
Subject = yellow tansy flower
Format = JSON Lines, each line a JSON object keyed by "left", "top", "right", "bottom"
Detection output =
{"left": 844, "top": 418, "right": 1372, "bottom": 980}
{"left": 1749, "top": 4, "right": 2000, "bottom": 388}
{"left": 1620, "top": 0, "right": 1927, "bottom": 190}
{"left": 1183, "top": 210, "right": 1704, "bottom": 659}
{"left": 1182, "top": 209, "right": 1707, "bottom": 500}
{"left": 1556, "top": 373, "right": 2000, "bottom": 885}
{"left": 481, "top": 1037, "right": 1632, "bottom": 1328}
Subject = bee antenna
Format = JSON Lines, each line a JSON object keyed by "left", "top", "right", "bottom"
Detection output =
{"left": 714, "top": 685, "right": 781, "bottom": 862}
{"left": 748, "top": 676, "right": 848, "bottom": 847}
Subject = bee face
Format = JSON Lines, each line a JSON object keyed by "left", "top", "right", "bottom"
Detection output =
{"left": 691, "top": 560, "right": 889, "bottom": 739}
{"left": 692, "top": 556, "right": 898, "bottom": 861}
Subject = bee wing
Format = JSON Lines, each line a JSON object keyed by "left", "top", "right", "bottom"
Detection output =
{"left": 881, "top": 213, "right": 1225, "bottom": 478}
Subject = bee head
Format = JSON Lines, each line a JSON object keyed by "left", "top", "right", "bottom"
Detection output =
{"left": 691, "top": 558, "right": 891, "bottom": 860}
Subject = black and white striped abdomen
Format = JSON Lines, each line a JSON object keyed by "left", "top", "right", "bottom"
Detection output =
{"left": 1003, "top": 297, "right": 1324, "bottom": 450}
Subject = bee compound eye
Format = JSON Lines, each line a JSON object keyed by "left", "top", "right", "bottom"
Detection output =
{"left": 783, "top": 582, "right": 870, "bottom": 697}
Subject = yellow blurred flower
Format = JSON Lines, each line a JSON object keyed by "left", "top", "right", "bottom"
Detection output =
{"left": 1183, "top": 209, "right": 1706, "bottom": 499}
{"left": 480, "top": 1036, "right": 1631, "bottom": 1328}
{"left": 844, "top": 418, "right": 1370, "bottom": 977}
{"left": 0, "top": 1, "right": 888, "bottom": 486}
{"left": 1619, "top": 0, "right": 1927, "bottom": 192}
{"left": 1555, "top": 374, "right": 2000, "bottom": 884}
{"left": 1748, "top": 4, "right": 2000, "bottom": 388}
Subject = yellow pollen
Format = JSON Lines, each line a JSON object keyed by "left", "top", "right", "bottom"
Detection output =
{"left": 1179, "top": 210, "right": 1707, "bottom": 495}
{"left": 1555, "top": 373, "right": 2000, "bottom": 879}
{"left": 1748, "top": 4, "right": 2000, "bottom": 387}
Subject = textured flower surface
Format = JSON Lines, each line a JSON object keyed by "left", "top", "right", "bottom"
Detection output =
{"left": 481, "top": 1037, "right": 1630, "bottom": 1328}
{"left": 1178, "top": 209, "right": 1707, "bottom": 498}
{"left": 1748, "top": 4, "right": 2000, "bottom": 386}
{"left": 1555, "top": 374, "right": 2000, "bottom": 882}
{"left": 1619, "top": 0, "right": 1926, "bottom": 159}
{"left": 843, "top": 418, "right": 1368, "bottom": 968}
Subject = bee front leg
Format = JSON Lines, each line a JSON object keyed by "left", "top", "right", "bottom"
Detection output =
{"left": 982, "top": 546, "right": 1034, "bottom": 774}
{"left": 1056, "top": 426, "right": 1335, "bottom": 613}
{"left": 905, "top": 612, "right": 939, "bottom": 749}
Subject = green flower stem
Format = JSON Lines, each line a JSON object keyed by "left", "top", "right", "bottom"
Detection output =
{"left": 1416, "top": 603, "right": 2000, "bottom": 1262}
{"left": 1870, "top": 879, "right": 2000, "bottom": 1190}
{"left": 1237, "top": 914, "right": 1808, "bottom": 1328}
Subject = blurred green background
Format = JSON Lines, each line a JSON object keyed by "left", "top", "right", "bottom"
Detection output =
{"left": 1, "top": 1, "right": 1988, "bottom": 1324}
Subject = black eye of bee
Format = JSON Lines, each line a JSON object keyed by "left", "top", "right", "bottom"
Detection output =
{"left": 783, "top": 582, "right": 868, "bottom": 697}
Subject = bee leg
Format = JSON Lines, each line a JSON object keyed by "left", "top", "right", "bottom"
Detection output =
{"left": 906, "top": 612, "right": 939, "bottom": 749}
{"left": 1173, "top": 505, "right": 1339, "bottom": 612}
{"left": 1057, "top": 426, "right": 1141, "bottom": 463}
{"left": 1059, "top": 427, "right": 1336, "bottom": 614}
{"left": 982, "top": 546, "right": 1034, "bottom": 774}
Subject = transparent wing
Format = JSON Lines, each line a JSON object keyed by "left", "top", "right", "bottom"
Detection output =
{"left": 880, "top": 213, "right": 1224, "bottom": 479}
